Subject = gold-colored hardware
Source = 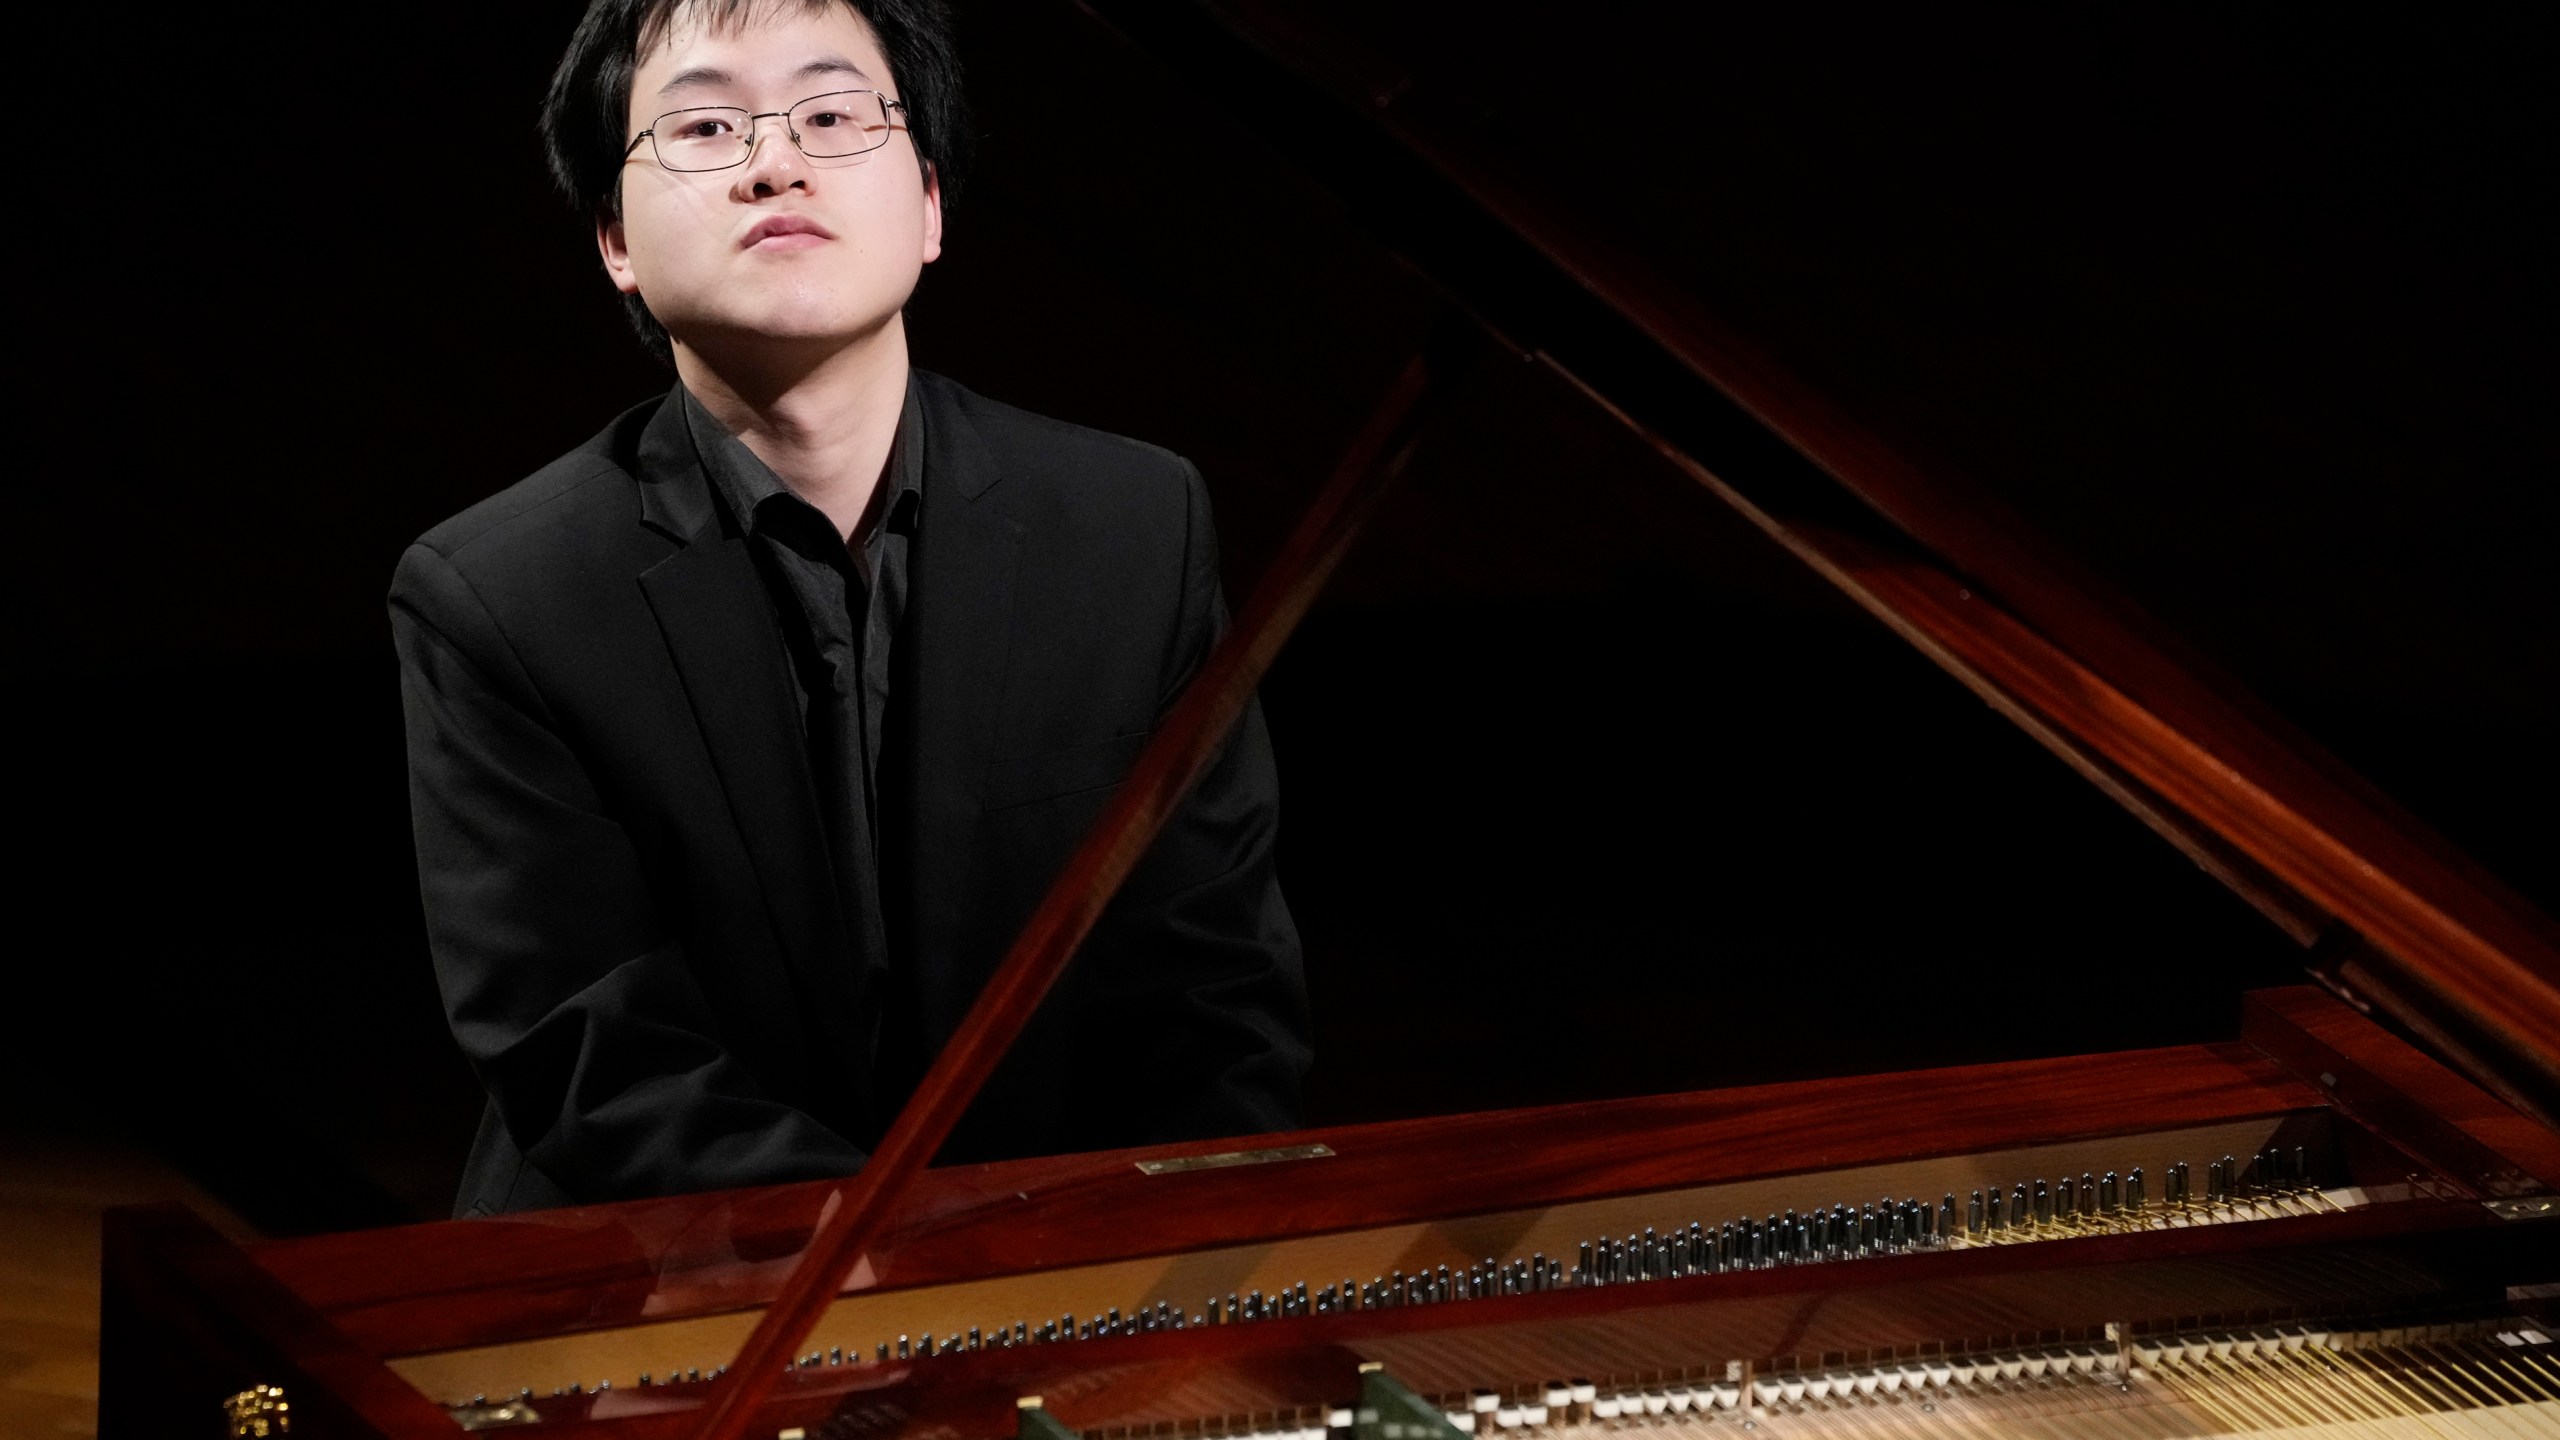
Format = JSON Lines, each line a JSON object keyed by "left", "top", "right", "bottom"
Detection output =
{"left": 2486, "top": 1196, "right": 2557, "bottom": 1220}
{"left": 449, "top": 1399, "right": 541, "bottom": 1430}
{"left": 223, "top": 1384, "right": 290, "bottom": 1438}
{"left": 1135, "top": 1143, "right": 1334, "bottom": 1175}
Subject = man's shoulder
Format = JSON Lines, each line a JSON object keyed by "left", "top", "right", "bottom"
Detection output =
{"left": 411, "top": 397, "right": 667, "bottom": 569}
{"left": 921, "top": 372, "right": 1198, "bottom": 510}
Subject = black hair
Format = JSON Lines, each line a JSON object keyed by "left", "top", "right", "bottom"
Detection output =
{"left": 539, "top": 0, "right": 971, "bottom": 361}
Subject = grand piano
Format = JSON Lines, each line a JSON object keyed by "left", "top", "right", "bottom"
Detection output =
{"left": 101, "top": 3, "right": 2558, "bottom": 1437}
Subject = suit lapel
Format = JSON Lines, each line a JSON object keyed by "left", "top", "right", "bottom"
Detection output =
{"left": 632, "top": 396, "right": 863, "bottom": 1083}
{"left": 625, "top": 377, "right": 1021, "bottom": 1086}
{"left": 902, "top": 374, "right": 1022, "bottom": 1012}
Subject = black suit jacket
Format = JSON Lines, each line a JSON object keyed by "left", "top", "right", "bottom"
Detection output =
{"left": 390, "top": 372, "right": 1310, "bottom": 1216}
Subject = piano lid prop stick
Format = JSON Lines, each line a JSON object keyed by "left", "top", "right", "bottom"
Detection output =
{"left": 690, "top": 325, "right": 1477, "bottom": 1440}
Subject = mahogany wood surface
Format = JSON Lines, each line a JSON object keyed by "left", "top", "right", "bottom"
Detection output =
{"left": 1147, "top": 0, "right": 2560, "bottom": 1100}
{"left": 2244, "top": 986, "right": 2560, "bottom": 1191}
{"left": 257, "top": 1035, "right": 2320, "bottom": 1356}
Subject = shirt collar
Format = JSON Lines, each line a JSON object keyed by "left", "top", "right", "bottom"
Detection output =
{"left": 679, "top": 373, "right": 926, "bottom": 543}
{"left": 881, "top": 370, "right": 925, "bottom": 541}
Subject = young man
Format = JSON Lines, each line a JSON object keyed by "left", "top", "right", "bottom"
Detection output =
{"left": 391, "top": 0, "right": 1309, "bottom": 1216}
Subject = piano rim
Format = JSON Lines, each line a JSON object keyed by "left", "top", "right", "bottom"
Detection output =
{"left": 224, "top": 986, "right": 2559, "bottom": 1361}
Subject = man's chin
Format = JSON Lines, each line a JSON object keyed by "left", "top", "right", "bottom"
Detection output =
{"left": 669, "top": 312, "right": 902, "bottom": 364}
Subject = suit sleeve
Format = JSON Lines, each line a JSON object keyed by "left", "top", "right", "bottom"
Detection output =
{"left": 1093, "top": 459, "right": 1314, "bottom": 1142}
{"left": 390, "top": 541, "right": 866, "bottom": 1204}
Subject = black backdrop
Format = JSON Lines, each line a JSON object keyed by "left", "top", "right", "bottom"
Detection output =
{"left": 18, "top": 2, "right": 2553, "bottom": 1233}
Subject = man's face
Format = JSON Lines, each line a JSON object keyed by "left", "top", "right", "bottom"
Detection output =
{"left": 602, "top": 2, "right": 942, "bottom": 361}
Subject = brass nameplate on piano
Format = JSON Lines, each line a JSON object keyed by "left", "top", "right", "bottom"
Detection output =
{"left": 1137, "top": 1144, "right": 1335, "bottom": 1175}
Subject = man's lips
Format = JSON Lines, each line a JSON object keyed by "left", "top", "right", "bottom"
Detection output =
{"left": 741, "top": 215, "right": 836, "bottom": 250}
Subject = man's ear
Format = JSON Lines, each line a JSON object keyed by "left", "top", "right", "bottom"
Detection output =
{"left": 919, "top": 164, "right": 944, "bottom": 265}
{"left": 598, "top": 213, "right": 643, "bottom": 296}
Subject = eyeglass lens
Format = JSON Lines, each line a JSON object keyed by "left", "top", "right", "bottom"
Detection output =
{"left": 650, "top": 91, "right": 895, "bottom": 171}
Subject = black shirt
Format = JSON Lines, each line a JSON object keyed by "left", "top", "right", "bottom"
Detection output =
{"left": 681, "top": 378, "right": 926, "bottom": 1114}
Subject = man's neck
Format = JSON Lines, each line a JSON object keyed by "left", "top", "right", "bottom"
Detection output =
{"left": 675, "top": 324, "right": 911, "bottom": 543}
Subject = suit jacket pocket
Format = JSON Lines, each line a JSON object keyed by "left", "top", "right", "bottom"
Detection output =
{"left": 983, "top": 731, "right": 1149, "bottom": 813}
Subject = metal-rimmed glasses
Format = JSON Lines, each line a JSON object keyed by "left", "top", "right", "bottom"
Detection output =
{"left": 624, "top": 89, "right": 908, "bottom": 172}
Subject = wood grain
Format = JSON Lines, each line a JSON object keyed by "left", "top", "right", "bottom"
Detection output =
{"left": 257, "top": 1036, "right": 2321, "bottom": 1356}
{"left": 2245, "top": 986, "right": 2560, "bottom": 1190}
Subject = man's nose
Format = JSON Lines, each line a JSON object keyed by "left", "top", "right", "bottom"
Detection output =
{"left": 733, "top": 112, "right": 806, "bottom": 196}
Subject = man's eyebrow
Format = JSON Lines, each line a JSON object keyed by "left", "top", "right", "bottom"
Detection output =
{"left": 657, "top": 65, "right": 734, "bottom": 97}
{"left": 794, "top": 56, "right": 872, "bottom": 84}
{"left": 655, "top": 57, "right": 872, "bottom": 99}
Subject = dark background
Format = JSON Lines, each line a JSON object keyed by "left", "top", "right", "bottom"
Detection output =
{"left": 17, "top": 2, "right": 2552, "bottom": 1234}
